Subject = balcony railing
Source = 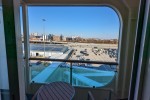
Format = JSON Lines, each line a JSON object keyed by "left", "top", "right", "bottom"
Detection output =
{"left": 29, "top": 57, "right": 118, "bottom": 88}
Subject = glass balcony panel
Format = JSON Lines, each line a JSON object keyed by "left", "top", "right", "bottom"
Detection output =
{"left": 31, "top": 60, "right": 70, "bottom": 84}
{"left": 30, "top": 59, "right": 116, "bottom": 88}
{"left": 72, "top": 63, "right": 116, "bottom": 87}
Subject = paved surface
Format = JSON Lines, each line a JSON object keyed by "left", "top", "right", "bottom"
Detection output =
{"left": 65, "top": 43, "right": 118, "bottom": 62}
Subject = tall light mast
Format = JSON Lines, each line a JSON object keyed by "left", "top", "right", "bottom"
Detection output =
{"left": 42, "top": 19, "right": 46, "bottom": 58}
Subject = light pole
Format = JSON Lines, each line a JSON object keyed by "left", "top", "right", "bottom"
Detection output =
{"left": 42, "top": 19, "right": 46, "bottom": 58}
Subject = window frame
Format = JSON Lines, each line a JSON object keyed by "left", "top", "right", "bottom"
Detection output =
{"left": 23, "top": 4, "right": 126, "bottom": 98}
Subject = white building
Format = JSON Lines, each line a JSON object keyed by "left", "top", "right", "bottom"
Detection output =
{"left": 30, "top": 45, "right": 68, "bottom": 58}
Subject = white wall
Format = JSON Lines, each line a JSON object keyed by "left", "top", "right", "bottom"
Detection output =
{"left": 30, "top": 51, "right": 63, "bottom": 57}
{"left": 0, "top": 4, "right": 9, "bottom": 90}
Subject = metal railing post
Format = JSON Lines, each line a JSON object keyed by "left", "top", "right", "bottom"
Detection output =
{"left": 70, "top": 62, "right": 73, "bottom": 85}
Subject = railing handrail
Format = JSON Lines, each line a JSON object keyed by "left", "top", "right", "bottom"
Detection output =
{"left": 29, "top": 57, "right": 118, "bottom": 65}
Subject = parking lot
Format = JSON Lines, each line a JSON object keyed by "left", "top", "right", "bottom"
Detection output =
{"left": 66, "top": 43, "right": 118, "bottom": 63}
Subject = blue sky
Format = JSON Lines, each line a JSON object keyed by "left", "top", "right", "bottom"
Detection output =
{"left": 21, "top": 6, "right": 120, "bottom": 39}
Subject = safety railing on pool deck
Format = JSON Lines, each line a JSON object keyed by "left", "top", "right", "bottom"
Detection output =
{"left": 29, "top": 58, "right": 118, "bottom": 65}
{"left": 29, "top": 57, "right": 118, "bottom": 86}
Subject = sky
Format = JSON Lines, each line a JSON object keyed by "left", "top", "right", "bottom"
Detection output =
{"left": 21, "top": 6, "right": 120, "bottom": 39}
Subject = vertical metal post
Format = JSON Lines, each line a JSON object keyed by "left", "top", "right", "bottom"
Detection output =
{"left": 22, "top": 3, "right": 30, "bottom": 92}
{"left": 70, "top": 62, "right": 72, "bottom": 85}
